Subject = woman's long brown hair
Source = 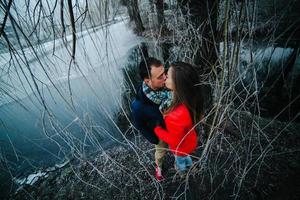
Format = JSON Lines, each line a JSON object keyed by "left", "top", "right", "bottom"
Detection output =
{"left": 165, "top": 62, "right": 204, "bottom": 124}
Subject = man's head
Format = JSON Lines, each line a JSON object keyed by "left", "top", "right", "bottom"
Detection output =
{"left": 139, "top": 57, "right": 166, "bottom": 90}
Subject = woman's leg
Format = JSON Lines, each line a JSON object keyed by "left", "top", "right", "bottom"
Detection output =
{"left": 175, "top": 156, "right": 187, "bottom": 171}
{"left": 185, "top": 155, "right": 193, "bottom": 168}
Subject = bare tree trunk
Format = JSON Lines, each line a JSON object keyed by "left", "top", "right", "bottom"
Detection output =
{"left": 67, "top": 0, "right": 76, "bottom": 60}
{"left": 0, "top": 0, "right": 13, "bottom": 38}
{"left": 177, "top": 0, "right": 219, "bottom": 112}
{"left": 140, "top": 42, "right": 149, "bottom": 59}
{"left": 161, "top": 42, "right": 171, "bottom": 64}
{"left": 154, "top": 0, "right": 169, "bottom": 35}
{"left": 178, "top": 0, "right": 218, "bottom": 69}
{"left": 121, "top": 0, "right": 145, "bottom": 35}
{"left": 148, "top": 0, "right": 155, "bottom": 13}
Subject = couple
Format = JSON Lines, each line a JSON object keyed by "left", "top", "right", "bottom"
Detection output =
{"left": 131, "top": 57, "right": 203, "bottom": 181}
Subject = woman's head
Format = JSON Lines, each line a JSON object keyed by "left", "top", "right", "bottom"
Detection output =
{"left": 165, "top": 62, "right": 203, "bottom": 123}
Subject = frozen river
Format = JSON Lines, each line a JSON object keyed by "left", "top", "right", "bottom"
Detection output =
{"left": 0, "top": 19, "right": 141, "bottom": 186}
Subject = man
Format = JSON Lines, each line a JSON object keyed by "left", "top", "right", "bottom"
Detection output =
{"left": 131, "top": 57, "right": 168, "bottom": 181}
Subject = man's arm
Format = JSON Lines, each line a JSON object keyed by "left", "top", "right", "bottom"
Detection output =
{"left": 131, "top": 101, "right": 159, "bottom": 144}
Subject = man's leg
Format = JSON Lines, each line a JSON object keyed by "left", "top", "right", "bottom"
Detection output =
{"left": 155, "top": 140, "right": 167, "bottom": 168}
{"left": 154, "top": 140, "right": 168, "bottom": 180}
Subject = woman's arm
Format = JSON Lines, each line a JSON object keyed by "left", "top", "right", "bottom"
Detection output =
{"left": 154, "top": 115, "right": 186, "bottom": 146}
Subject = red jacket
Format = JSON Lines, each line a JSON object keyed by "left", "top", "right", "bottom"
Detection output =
{"left": 154, "top": 103, "right": 197, "bottom": 156}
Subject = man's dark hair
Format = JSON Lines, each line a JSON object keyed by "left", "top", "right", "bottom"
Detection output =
{"left": 139, "top": 57, "right": 162, "bottom": 80}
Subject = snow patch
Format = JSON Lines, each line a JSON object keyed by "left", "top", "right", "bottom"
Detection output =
{"left": 55, "top": 160, "right": 69, "bottom": 168}
{"left": 26, "top": 171, "right": 47, "bottom": 185}
{"left": 14, "top": 160, "right": 70, "bottom": 187}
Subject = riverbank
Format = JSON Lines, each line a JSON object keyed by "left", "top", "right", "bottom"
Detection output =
{"left": 10, "top": 111, "right": 300, "bottom": 199}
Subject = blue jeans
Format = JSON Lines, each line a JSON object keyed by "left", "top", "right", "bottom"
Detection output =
{"left": 175, "top": 155, "right": 193, "bottom": 172}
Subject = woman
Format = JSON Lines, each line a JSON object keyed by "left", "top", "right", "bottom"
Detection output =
{"left": 154, "top": 62, "right": 204, "bottom": 172}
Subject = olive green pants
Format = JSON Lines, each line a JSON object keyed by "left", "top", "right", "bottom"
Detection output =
{"left": 154, "top": 140, "right": 168, "bottom": 168}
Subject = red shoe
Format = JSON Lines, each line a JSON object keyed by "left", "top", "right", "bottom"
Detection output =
{"left": 155, "top": 166, "right": 164, "bottom": 181}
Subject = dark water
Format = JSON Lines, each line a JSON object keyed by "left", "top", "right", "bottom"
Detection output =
{"left": 0, "top": 46, "right": 145, "bottom": 199}
{"left": 232, "top": 44, "right": 300, "bottom": 122}
{"left": 0, "top": 73, "right": 124, "bottom": 197}
{"left": 0, "top": 19, "right": 142, "bottom": 198}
